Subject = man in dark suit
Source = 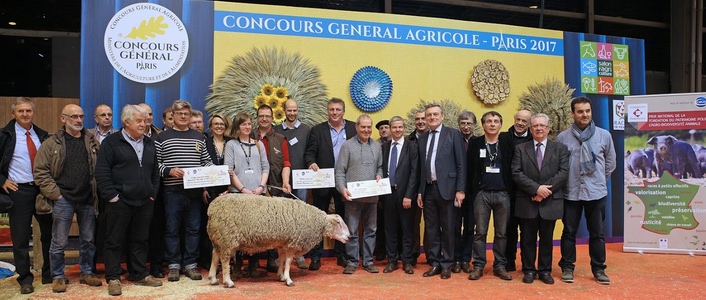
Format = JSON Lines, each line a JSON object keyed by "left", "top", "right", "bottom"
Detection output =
{"left": 467, "top": 111, "right": 514, "bottom": 281}
{"left": 381, "top": 116, "right": 419, "bottom": 274}
{"left": 511, "top": 113, "right": 569, "bottom": 285}
{"left": 417, "top": 103, "right": 466, "bottom": 280}
{"left": 304, "top": 97, "right": 356, "bottom": 270}
{"left": 0, "top": 97, "right": 53, "bottom": 294}
{"left": 408, "top": 110, "right": 427, "bottom": 265}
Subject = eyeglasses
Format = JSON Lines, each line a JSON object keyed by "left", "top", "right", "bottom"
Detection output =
{"left": 62, "top": 114, "right": 85, "bottom": 120}
{"left": 531, "top": 124, "right": 548, "bottom": 129}
{"left": 459, "top": 122, "right": 475, "bottom": 127}
{"left": 257, "top": 115, "right": 272, "bottom": 119}
{"left": 96, "top": 113, "right": 112, "bottom": 117}
{"left": 173, "top": 112, "right": 190, "bottom": 117}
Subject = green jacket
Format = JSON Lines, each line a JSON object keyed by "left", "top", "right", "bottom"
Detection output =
{"left": 33, "top": 128, "right": 100, "bottom": 215}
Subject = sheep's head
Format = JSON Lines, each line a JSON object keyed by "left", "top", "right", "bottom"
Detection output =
{"left": 323, "top": 214, "right": 350, "bottom": 244}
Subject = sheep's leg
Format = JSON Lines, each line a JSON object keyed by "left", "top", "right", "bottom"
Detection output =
{"left": 208, "top": 249, "right": 220, "bottom": 285}
{"left": 221, "top": 252, "right": 234, "bottom": 288}
{"left": 284, "top": 255, "right": 294, "bottom": 287}
{"left": 277, "top": 253, "right": 286, "bottom": 281}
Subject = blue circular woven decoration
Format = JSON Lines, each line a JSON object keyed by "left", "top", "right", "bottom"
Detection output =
{"left": 350, "top": 66, "right": 393, "bottom": 112}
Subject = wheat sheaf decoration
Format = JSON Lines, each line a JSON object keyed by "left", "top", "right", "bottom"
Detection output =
{"left": 517, "top": 78, "right": 575, "bottom": 140}
{"left": 206, "top": 47, "right": 329, "bottom": 127}
{"left": 470, "top": 59, "right": 511, "bottom": 105}
{"left": 404, "top": 99, "right": 469, "bottom": 135}
{"left": 125, "top": 16, "right": 168, "bottom": 40}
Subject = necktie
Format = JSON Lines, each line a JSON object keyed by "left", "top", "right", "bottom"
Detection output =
{"left": 26, "top": 131, "right": 37, "bottom": 169}
{"left": 426, "top": 131, "right": 437, "bottom": 182}
{"left": 389, "top": 142, "right": 398, "bottom": 184}
{"left": 536, "top": 142, "right": 543, "bottom": 171}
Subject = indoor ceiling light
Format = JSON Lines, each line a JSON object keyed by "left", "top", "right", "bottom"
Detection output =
{"left": 8, "top": 21, "right": 17, "bottom": 25}
{"left": 529, "top": 5, "right": 538, "bottom": 9}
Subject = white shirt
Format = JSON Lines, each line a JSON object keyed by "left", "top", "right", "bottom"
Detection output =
{"left": 388, "top": 136, "right": 404, "bottom": 173}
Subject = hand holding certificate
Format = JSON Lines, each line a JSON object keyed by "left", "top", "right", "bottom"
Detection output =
{"left": 183, "top": 165, "right": 230, "bottom": 189}
{"left": 292, "top": 168, "right": 335, "bottom": 189}
{"left": 346, "top": 178, "right": 391, "bottom": 200}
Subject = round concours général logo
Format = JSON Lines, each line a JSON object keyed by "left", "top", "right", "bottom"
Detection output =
{"left": 104, "top": 3, "right": 189, "bottom": 84}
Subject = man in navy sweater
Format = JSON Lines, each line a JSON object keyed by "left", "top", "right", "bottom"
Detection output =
{"left": 96, "top": 104, "right": 162, "bottom": 296}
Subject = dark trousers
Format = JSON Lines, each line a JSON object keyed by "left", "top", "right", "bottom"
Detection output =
{"left": 505, "top": 201, "right": 520, "bottom": 269}
{"left": 163, "top": 190, "right": 202, "bottom": 270}
{"left": 472, "top": 190, "right": 510, "bottom": 270}
{"left": 423, "top": 184, "right": 455, "bottom": 269}
{"left": 104, "top": 200, "right": 154, "bottom": 282}
{"left": 453, "top": 197, "right": 474, "bottom": 263}
{"left": 383, "top": 189, "right": 416, "bottom": 264}
{"left": 8, "top": 184, "right": 52, "bottom": 285}
{"left": 147, "top": 187, "right": 165, "bottom": 269}
{"left": 520, "top": 216, "right": 556, "bottom": 274}
{"left": 374, "top": 202, "right": 386, "bottom": 258}
{"left": 559, "top": 197, "right": 607, "bottom": 273}
{"left": 310, "top": 188, "right": 345, "bottom": 260}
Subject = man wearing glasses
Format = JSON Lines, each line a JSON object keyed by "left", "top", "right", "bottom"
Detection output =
{"left": 254, "top": 104, "right": 292, "bottom": 272}
{"left": 93, "top": 104, "right": 116, "bottom": 144}
{"left": 34, "top": 104, "right": 102, "bottom": 292}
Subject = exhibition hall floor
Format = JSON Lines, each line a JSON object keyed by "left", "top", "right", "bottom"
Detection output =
{"left": 1, "top": 243, "right": 704, "bottom": 299}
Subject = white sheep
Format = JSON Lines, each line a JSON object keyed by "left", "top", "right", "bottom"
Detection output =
{"left": 206, "top": 193, "right": 350, "bottom": 287}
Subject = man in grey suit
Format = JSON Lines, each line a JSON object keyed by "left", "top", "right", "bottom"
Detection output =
{"left": 417, "top": 103, "right": 466, "bottom": 280}
{"left": 381, "top": 116, "right": 419, "bottom": 275}
{"left": 511, "top": 113, "right": 569, "bottom": 285}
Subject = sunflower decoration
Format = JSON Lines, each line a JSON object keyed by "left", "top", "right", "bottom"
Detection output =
{"left": 404, "top": 99, "right": 466, "bottom": 135}
{"left": 261, "top": 84, "right": 275, "bottom": 97}
{"left": 275, "top": 86, "right": 288, "bottom": 101}
{"left": 470, "top": 59, "right": 511, "bottom": 105}
{"left": 266, "top": 96, "right": 280, "bottom": 109}
{"left": 253, "top": 95, "right": 268, "bottom": 108}
{"left": 273, "top": 106, "right": 286, "bottom": 124}
{"left": 206, "top": 47, "right": 329, "bottom": 126}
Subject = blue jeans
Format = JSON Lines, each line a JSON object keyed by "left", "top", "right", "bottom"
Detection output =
{"left": 472, "top": 190, "right": 510, "bottom": 270}
{"left": 344, "top": 201, "right": 377, "bottom": 267}
{"left": 164, "top": 190, "right": 201, "bottom": 270}
{"left": 292, "top": 189, "right": 308, "bottom": 202}
{"left": 559, "top": 197, "right": 607, "bottom": 273}
{"left": 50, "top": 198, "right": 96, "bottom": 278}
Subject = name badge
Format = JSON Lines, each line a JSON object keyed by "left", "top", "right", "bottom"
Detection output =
{"left": 244, "top": 168, "right": 254, "bottom": 174}
{"left": 486, "top": 166, "right": 500, "bottom": 173}
{"left": 479, "top": 149, "right": 487, "bottom": 158}
{"left": 289, "top": 137, "right": 298, "bottom": 146}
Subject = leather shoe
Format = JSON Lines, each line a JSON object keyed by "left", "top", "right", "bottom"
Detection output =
{"left": 403, "top": 263, "right": 414, "bottom": 274}
{"left": 337, "top": 256, "right": 347, "bottom": 267}
{"left": 461, "top": 262, "right": 472, "bottom": 273}
{"left": 539, "top": 273, "right": 555, "bottom": 284}
{"left": 523, "top": 272, "right": 536, "bottom": 284}
{"left": 20, "top": 284, "right": 34, "bottom": 294}
{"left": 468, "top": 267, "right": 483, "bottom": 280}
{"left": 383, "top": 263, "right": 398, "bottom": 273}
{"left": 450, "top": 262, "right": 461, "bottom": 273}
{"left": 308, "top": 259, "right": 321, "bottom": 271}
{"left": 422, "top": 266, "right": 441, "bottom": 277}
{"left": 440, "top": 268, "right": 451, "bottom": 279}
{"left": 493, "top": 268, "right": 513, "bottom": 281}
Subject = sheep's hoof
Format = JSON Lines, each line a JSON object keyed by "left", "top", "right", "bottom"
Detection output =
{"left": 286, "top": 281, "right": 295, "bottom": 287}
{"left": 224, "top": 281, "right": 235, "bottom": 288}
{"left": 279, "top": 275, "right": 286, "bottom": 282}
{"left": 209, "top": 279, "right": 219, "bottom": 286}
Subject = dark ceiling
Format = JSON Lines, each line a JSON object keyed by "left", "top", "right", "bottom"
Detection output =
{"left": 0, "top": 0, "right": 676, "bottom": 97}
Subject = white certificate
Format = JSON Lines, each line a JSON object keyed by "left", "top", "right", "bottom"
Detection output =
{"left": 183, "top": 165, "right": 230, "bottom": 189}
{"left": 292, "top": 168, "right": 335, "bottom": 189}
{"left": 346, "top": 178, "right": 391, "bottom": 199}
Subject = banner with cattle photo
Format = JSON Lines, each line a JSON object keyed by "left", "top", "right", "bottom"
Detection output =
{"left": 623, "top": 93, "right": 706, "bottom": 255}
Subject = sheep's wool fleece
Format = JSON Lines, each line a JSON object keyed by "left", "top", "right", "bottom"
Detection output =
{"left": 207, "top": 194, "right": 328, "bottom": 256}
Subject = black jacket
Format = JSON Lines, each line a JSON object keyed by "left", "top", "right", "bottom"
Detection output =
{"left": 1, "top": 119, "right": 49, "bottom": 185}
{"left": 94, "top": 130, "right": 160, "bottom": 206}
{"left": 467, "top": 135, "right": 515, "bottom": 201}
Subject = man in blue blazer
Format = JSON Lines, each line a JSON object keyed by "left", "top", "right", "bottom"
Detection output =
{"left": 416, "top": 104, "right": 467, "bottom": 279}
{"left": 381, "top": 116, "right": 419, "bottom": 274}
{"left": 304, "top": 98, "right": 357, "bottom": 270}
